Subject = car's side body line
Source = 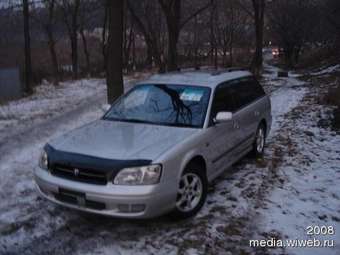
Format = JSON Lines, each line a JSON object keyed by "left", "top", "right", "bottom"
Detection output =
{"left": 212, "top": 132, "right": 254, "bottom": 164}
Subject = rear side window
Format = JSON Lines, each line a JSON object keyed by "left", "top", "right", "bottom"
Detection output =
{"left": 250, "top": 77, "right": 266, "bottom": 99}
{"left": 211, "top": 77, "right": 266, "bottom": 118}
{"left": 233, "top": 77, "right": 266, "bottom": 109}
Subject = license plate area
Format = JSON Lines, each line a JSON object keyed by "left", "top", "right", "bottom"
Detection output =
{"left": 54, "top": 188, "right": 106, "bottom": 210}
{"left": 57, "top": 188, "right": 86, "bottom": 207}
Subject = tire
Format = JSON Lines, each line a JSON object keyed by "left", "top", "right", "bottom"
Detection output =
{"left": 252, "top": 123, "right": 266, "bottom": 158}
{"left": 169, "top": 163, "right": 208, "bottom": 219}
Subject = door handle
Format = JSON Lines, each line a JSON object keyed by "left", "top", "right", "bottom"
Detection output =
{"left": 233, "top": 121, "right": 240, "bottom": 129}
{"left": 254, "top": 111, "right": 260, "bottom": 116}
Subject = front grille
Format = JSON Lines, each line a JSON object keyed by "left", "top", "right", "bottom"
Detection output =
{"left": 51, "top": 164, "right": 108, "bottom": 185}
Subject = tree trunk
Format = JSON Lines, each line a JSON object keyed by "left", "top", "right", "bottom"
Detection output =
{"left": 70, "top": 33, "right": 78, "bottom": 78}
{"left": 209, "top": 2, "right": 218, "bottom": 69}
{"left": 106, "top": 0, "right": 124, "bottom": 104}
{"left": 132, "top": 31, "right": 136, "bottom": 70}
{"left": 293, "top": 46, "right": 301, "bottom": 65}
{"left": 159, "top": 0, "right": 211, "bottom": 71}
{"left": 283, "top": 45, "right": 294, "bottom": 69}
{"left": 251, "top": 0, "right": 265, "bottom": 76}
{"left": 145, "top": 40, "right": 153, "bottom": 67}
{"left": 102, "top": 0, "right": 108, "bottom": 71}
{"left": 47, "top": 29, "right": 59, "bottom": 84}
{"left": 167, "top": 25, "right": 180, "bottom": 71}
{"left": 229, "top": 3, "right": 234, "bottom": 67}
{"left": 123, "top": 22, "right": 134, "bottom": 72}
{"left": 46, "top": 0, "right": 59, "bottom": 85}
{"left": 193, "top": 15, "right": 199, "bottom": 69}
{"left": 80, "top": 27, "right": 91, "bottom": 75}
{"left": 23, "top": 0, "right": 33, "bottom": 94}
{"left": 61, "top": 0, "right": 80, "bottom": 79}
{"left": 229, "top": 33, "right": 234, "bottom": 66}
{"left": 159, "top": 0, "right": 181, "bottom": 71}
{"left": 71, "top": 0, "right": 80, "bottom": 79}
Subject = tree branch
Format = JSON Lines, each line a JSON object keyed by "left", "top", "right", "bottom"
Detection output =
{"left": 235, "top": 0, "right": 254, "bottom": 19}
{"left": 180, "top": 0, "right": 212, "bottom": 29}
{"left": 127, "top": 0, "right": 149, "bottom": 39}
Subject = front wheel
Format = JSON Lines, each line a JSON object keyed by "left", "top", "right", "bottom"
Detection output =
{"left": 170, "top": 165, "right": 207, "bottom": 219}
{"left": 252, "top": 123, "right": 266, "bottom": 158}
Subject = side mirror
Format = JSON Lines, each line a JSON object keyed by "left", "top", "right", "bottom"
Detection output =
{"left": 214, "top": 111, "right": 233, "bottom": 124}
{"left": 101, "top": 104, "right": 111, "bottom": 113}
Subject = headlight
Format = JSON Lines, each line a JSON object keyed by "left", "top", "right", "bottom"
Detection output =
{"left": 39, "top": 150, "right": 48, "bottom": 170}
{"left": 113, "top": 164, "right": 162, "bottom": 185}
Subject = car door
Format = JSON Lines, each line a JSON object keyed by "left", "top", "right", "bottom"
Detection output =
{"left": 207, "top": 83, "right": 241, "bottom": 178}
{"left": 248, "top": 77, "right": 267, "bottom": 132}
{"left": 230, "top": 77, "right": 265, "bottom": 157}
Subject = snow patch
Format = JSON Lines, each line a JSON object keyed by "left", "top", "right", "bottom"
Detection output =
{"left": 311, "top": 64, "right": 340, "bottom": 75}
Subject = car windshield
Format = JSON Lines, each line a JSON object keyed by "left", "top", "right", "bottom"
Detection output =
{"left": 104, "top": 84, "right": 211, "bottom": 128}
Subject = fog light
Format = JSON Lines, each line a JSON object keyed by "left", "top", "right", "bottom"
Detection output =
{"left": 131, "top": 204, "right": 146, "bottom": 213}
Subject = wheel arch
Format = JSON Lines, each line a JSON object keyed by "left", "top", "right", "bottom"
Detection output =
{"left": 180, "top": 155, "right": 207, "bottom": 179}
{"left": 259, "top": 119, "right": 267, "bottom": 136}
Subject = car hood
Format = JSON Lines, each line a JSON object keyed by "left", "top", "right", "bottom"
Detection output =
{"left": 49, "top": 120, "right": 198, "bottom": 161}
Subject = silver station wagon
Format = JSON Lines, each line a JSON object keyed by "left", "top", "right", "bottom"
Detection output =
{"left": 35, "top": 69, "right": 272, "bottom": 219}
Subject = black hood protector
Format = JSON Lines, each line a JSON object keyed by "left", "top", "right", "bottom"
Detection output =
{"left": 45, "top": 144, "right": 152, "bottom": 179}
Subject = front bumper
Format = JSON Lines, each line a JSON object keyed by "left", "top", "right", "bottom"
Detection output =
{"left": 34, "top": 167, "right": 175, "bottom": 219}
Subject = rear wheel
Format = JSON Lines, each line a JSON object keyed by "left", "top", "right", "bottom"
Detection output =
{"left": 252, "top": 123, "right": 266, "bottom": 158}
{"left": 170, "top": 164, "right": 207, "bottom": 219}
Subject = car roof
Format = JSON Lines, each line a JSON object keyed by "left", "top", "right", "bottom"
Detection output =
{"left": 138, "top": 69, "right": 253, "bottom": 88}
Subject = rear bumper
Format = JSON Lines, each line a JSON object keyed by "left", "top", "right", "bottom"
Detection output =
{"left": 34, "top": 167, "right": 175, "bottom": 219}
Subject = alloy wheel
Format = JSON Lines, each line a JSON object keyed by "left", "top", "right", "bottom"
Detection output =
{"left": 176, "top": 173, "right": 203, "bottom": 212}
{"left": 256, "top": 127, "right": 265, "bottom": 153}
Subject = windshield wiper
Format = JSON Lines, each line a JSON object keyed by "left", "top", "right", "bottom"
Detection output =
{"left": 104, "top": 117, "right": 154, "bottom": 125}
{"left": 167, "top": 122, "right": 197, "bottom": 128}
{"left": 124, "top": 118, "right": 154, "bottom": 124}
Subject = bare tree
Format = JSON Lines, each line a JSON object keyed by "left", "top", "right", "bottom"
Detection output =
{"left": 127, "top": 0, "right": 166, "bottom": 72}
{"left": 23, "top": 0, "right": 33, "bottom": 93}
{"left": 251, "top": 0, "right": 265, "bottom": 75}
{"left": 122, "top": 6, "right": 134, "bottom": 72}
{"left": 106, "top": 0, "right": 124, "bottom": 103}
{"left": 158, "top": 0, "right": 212, "bottom": 71}
{"left": 209, "top": 0, "right": 218, "bottom": 69}
{"left": 79, "top": 12, "right": 90, "bottom": 75}
{"left": 236, "top": 0, "right": 265, "bottom": 74}
{"left": 268, "top": 0, "right": 319, "bottom": 68}
{"left": 45, "top": 0, "right": 59, "bottom": 84}
{"left": 215, "top": 0, "right": 246, "bottom": 67}
{"left": 325, "top": 0, "right": 340, "bottom": 50}
{"left": 32, "top": 0, "right": 60, "bottom": 84}
{"left": 78, "top": 0, "right": 102, "bottom": 75}
{"left": 101, "top": 0, "right": 109, "bottom": 71}
{"left": 325, "top": 0, "right": 340, "bottom": 31}
{"left": 60, "top": 0, "right": 80, "bottom": 79}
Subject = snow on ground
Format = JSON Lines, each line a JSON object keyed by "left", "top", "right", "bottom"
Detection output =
{"left": 311, "top": 64, "right": 340, "bottom": 76}
{"left": 269, "top": 81, "right": 306, "bottom": 135}
{"left": 0, "top": 73, "right": 147, "bottom": 142}
{"left": 255, "top": 67, "right": 340, "bottom": 255}
{"left": 262, "top": 58, "right": 307, "bottom": 134}
{"left": 0, "top": 58, "right": 339, "bottom": 255}
{"left": 0, "top": 79, "right": 104, "bottom": 131}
